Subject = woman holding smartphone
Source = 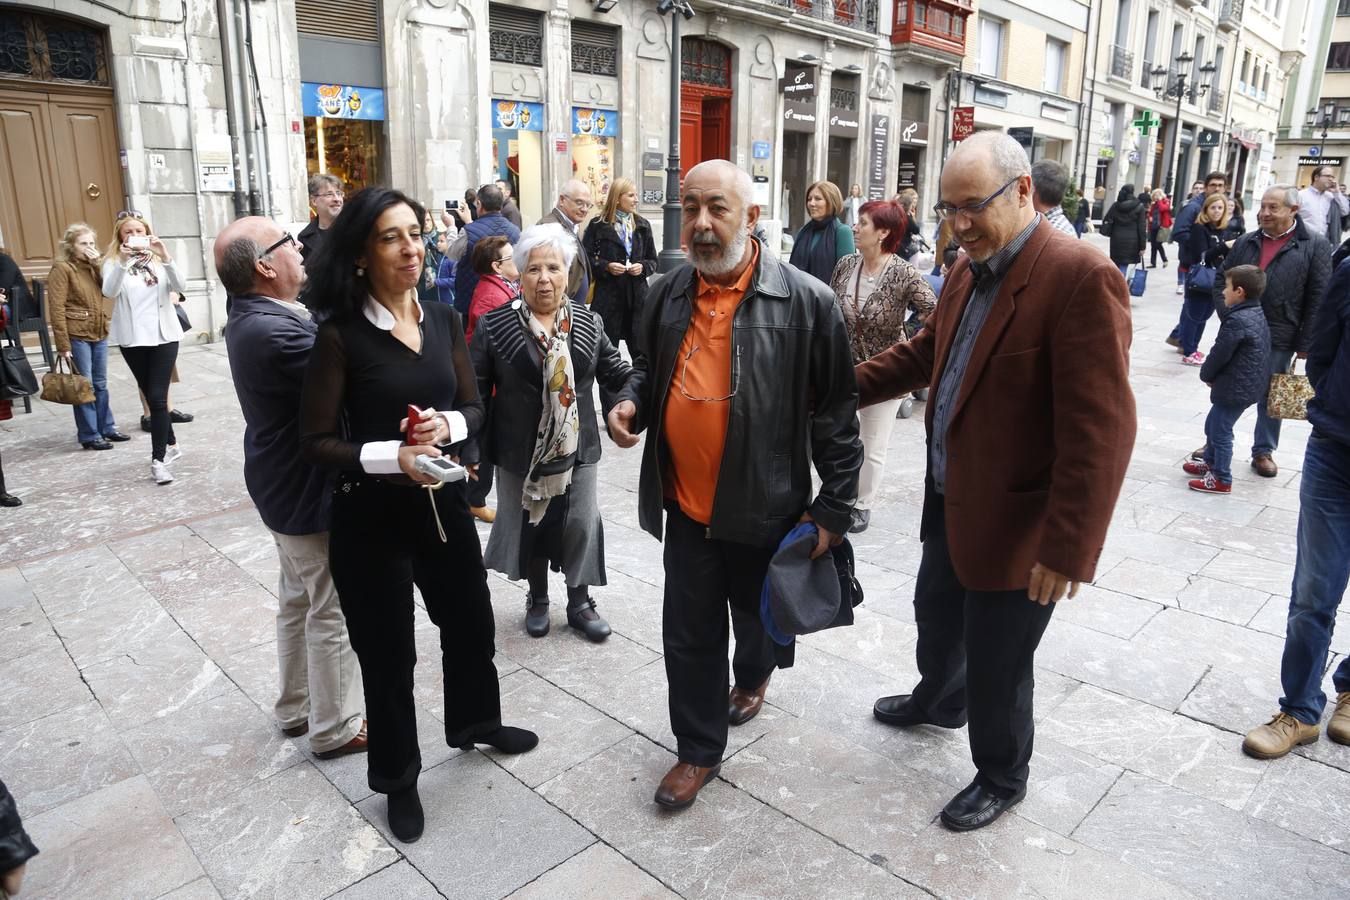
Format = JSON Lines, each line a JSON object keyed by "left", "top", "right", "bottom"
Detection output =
{"left": 300, "top": 187, "right": 536, "bottom": 844}
{"left": 103, "top": 211, "right": 184, "bottom": 484}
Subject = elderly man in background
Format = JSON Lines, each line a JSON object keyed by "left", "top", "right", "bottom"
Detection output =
{"left": 1210, "top": 185, "right": 1332, "bottom": 478}
{"left": 1298, "top": 165, "right": 1349, "bottom": 246}
{"left": 495, "top": 178, "right": 524, "bottom": 229}
{"left": 298, "top": 174, "right": 344, "bottom": 263}
{"left": 1029, "top": 160, "right": 1076, "bottom": 237}
{"left": 539, "top": 179, "right": 594, "bottom": 304}
{"left": 608, "top": 159, "right": 862, "bottom": 811}
{"left": 856, "top": 132, "right": 1135, "bottom": 831}
{"left": 219, "top": 216, "right": 367, "bottom": 760}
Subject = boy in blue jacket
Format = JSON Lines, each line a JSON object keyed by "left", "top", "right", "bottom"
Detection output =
{"left": 1184, "top": 265, "right": 1271, "bottom": 493}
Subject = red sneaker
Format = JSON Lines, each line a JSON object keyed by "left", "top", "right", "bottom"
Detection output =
{"left": 1188, "top": 473, "right": 1231, "bottom": 494}
{"left": 1182, "top": 460, "right": 1210, "bottom": 476}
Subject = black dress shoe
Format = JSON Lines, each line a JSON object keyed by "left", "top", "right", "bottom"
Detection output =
{"left": 525, "top": 595, "right": 550, "bottom": 637}
{"left": 103, "top": 430, "right": 131, "bottom": 442}
{"left": 0, "top": 492, "right": 21, "bottom": 508}
{"left": 387, "top": 785, "right": 424, "bottom": 843}
{"left": 872, "top": 694, "right": 966, "bottom": 728}
{"left": 566, "top": 599, "right": 611, "bottom": 643}
{"left": 169, "top": 408, "right": 194, "bottom": 423}
{"left": 81, "top": 439, "right": 113, "bottom": 451}
{"left": 940, "top": 781, "right": 1025, "bottom": 832}
{"left": 455, "top": 725, "right": 538, "bottom": 754}
{"left": 848, "top": 508, "right": 870, "bottom": 534}
{"left": 140, "top": 415, "right": 152, "bottom": 433}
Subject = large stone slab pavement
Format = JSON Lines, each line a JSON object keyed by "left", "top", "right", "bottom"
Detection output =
{"left": 2, "top": 238, "right": 1348, "bottom": 898}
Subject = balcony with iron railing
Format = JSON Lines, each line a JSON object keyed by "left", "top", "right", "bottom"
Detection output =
{"left": 1109, "top": 45, "right": 1133, "bottom": 81}
{"left": 1218, "top": 0, "right": 1244, "bottom": 32}
{"left": 891, "top": 0, "right": 972, "bottom": 59}
{"left": 768, "top": 0, "right": 880, "bottom": 34}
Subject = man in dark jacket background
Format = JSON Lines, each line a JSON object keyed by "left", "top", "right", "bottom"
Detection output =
{"left": 218, "top": 216, "right": 367, "bottom": 761}
{"left": 454, "top": 184, "right": 521, "bottom": 317}
{"left": 1242, "top": 257, "right": 1350, "bottom": 759}
{"left": 608, "top": 159, "right": 862, "bottom": 812}
{"left": 1211, "top": 185, "right": 1333, "bottom": 477}
{"left": 298, "top": 174, "right": 344, "bottom": 263}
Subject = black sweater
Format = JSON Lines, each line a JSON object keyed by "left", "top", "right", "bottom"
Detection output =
{"left": 300, "top": 301, "right": 484, "bottom": 475}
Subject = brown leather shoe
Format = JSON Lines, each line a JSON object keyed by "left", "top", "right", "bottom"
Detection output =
{"left": 1329, "top": 692, "right": 1350, "bottom": 745}
{"left": 728, "top": 676, "right": 770, "bottom": 726}
{"left": 1251, "top": 454, "right": 1278, "bottom": 478}
{"left": 654, "top": 762, "right": 720, "bottom": 810}
{"left": 314, "top": 719, "right": 368, "bottom": 759}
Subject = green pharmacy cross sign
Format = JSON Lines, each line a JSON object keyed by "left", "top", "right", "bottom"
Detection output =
{"left": 1133, "top": 110, "right": 1161, "bottom": 136}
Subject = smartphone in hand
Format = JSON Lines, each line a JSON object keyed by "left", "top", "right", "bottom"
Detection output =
{"left": 406, "top": 404, "right": 424, "bottom": 444}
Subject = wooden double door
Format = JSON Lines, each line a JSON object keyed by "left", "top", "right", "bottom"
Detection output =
{"left": 680, "top": 83, "right": 732, "bottom": 181}
{"left": 0, "top": 83, "right": 123, "bottom": 278}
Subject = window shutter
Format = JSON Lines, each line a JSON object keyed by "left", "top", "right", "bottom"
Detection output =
{"left": 296, "top": 0, "right": 380, "bottom": 43}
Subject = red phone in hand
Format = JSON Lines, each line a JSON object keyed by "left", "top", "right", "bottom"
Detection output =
{"left": 406, "top": 404, "right": 423, "bottom": 445}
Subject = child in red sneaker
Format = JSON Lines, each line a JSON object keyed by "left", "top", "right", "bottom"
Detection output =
{"left": 1185, "top": 265, "right": 1271, "bottom": 493}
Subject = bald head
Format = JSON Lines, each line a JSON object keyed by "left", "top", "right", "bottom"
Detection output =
{"left": 215, "top": 216, "right": 304, "bottom": 300}
{"left": 686, "top": 160, "right": 754, "bottom": 209}
{"left": 949, "top": 131, "right": 1032, "bottom": 185}
{"left": 938, "top": 131, "right": 1035, "bottom": 261}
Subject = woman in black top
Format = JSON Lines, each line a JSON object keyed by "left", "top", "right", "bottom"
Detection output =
{"left": 300, "top": 188, "right": 536, "bottom": 844}
{"left": 1178, "top": 192, "right": 1232, "bottom": 365}
{"left": 582, "top": 177, "right": 657, "bottom": 355}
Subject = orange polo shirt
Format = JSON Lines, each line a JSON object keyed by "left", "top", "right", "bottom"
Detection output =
{"left": 663, "top": 241, "right": 759, "bottom": 526}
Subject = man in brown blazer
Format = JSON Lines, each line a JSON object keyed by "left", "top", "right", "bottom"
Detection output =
{"left": 856, "top": 131, "right": 1135, "bottom": 831}
{"left": 538, "top": 179, "right": 593, "bottom": 302}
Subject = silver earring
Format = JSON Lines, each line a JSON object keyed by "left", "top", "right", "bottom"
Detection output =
{"left": 355, "top": 266, "right": 364, "bottom": 277}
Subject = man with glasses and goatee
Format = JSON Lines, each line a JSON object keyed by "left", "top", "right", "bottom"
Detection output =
{"left": 854, "top": 131, "right": 1136, "bottom": 832}
{"left": 299, "top": 174, "right": 345, "bottom": 263}
{"left": 608, "top": 159, "right": 862, "bottom": 812}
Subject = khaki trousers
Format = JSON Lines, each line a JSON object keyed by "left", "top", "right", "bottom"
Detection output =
{"left": 271, "top": 530, "right": 364, "bottom": 753}
{"left": 857, "top": 397, "right": 904, "bottom": 510}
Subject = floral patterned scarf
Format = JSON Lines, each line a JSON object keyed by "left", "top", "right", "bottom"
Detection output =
{"left": 520, "top": 300, "right": 580, "bottom": 524}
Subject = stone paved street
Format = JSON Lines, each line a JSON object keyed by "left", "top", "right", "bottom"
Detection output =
{"left": 2, "top": 239, "right": 1349, "bottom": 898}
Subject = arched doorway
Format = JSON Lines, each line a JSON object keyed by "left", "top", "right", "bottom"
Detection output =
{"left": 0, "top": 9, "right": 123, "bottom": 276}
{"left": 680, "top": 38, "right": 732, "bottom": 180}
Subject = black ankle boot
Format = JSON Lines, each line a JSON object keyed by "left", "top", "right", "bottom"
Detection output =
{"left": 387, "top": 785, "right": 424, "bottom": 843}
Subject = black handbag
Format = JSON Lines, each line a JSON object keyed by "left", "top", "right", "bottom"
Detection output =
{"left": 175, "top": 303, "right": 191, "bottom": 331}
{"left": 1, "top": 341, "right": 38, "bottom": 397}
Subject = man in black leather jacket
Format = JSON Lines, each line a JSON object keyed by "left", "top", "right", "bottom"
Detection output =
{"left": 609, "top": 159, "right": 862, "bottom": 811}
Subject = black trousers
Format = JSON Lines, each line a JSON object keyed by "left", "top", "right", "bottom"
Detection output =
{"left": 467, "top": 463, "right": 494, "bottom": 508}
{"left": 120, "top": 342, "right": 178, "bottom": 461}
{"left": 910, "top": 491, "right": 1055, "bottom": 797}
{"left": 663, "top": 506, "right": 783, "bottom": 767}
{"left": 1149, "top": 239, "right": 1169, "bottom": 266}
{"left": 329, "top": 475, "right": 501, "bottom": 794}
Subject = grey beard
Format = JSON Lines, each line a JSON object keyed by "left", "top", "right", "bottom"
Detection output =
{"left": 692, "top": 224, "right": 750, "bottom": 277}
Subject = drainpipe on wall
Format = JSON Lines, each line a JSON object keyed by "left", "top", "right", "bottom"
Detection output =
{"left": 241, "top": 0, "right": 276, "bottom": 217}
{"left": 1078, "top": 0, "right": 1103, "bottom": 194}
{"left": 230, "top": 0, "right": 264, "bottom": 214}
{"left": 216, "top": 0, "right": 251, "bottom": 218}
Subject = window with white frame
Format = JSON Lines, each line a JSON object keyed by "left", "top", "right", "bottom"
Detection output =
{"left": 978, "top": 17, "right": 1004, "bottom": 77}
{"left": 1044, "top": 38, "right": 1068, "bottom": 94}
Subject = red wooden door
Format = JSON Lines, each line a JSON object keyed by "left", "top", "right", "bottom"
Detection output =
{"left": 680, "top": 94, "right": 703, "bottom": 180}
{"left": 700, "top": 96, "right": 731, "bottom": 167}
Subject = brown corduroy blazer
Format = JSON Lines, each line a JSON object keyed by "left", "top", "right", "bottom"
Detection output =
{"left": 854, "top": 219, "right": 1136, "bottom": 591}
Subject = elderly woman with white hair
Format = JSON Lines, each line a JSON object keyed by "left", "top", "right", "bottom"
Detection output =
{"left": 469, "top": 223, "right": 634, "bottom": 642}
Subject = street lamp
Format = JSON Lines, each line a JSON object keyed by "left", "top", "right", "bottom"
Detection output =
{"left": 1151, "top": 53, "right": 1216, "bottom": 213}
{"left": 656, "top": 0, "right": 695, "bottom": 272}
{"left": 1308, "top": 101, "right": 1336, "bottom": 158}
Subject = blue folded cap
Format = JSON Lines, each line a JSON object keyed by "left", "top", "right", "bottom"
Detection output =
{"left": 759, "top": 522, "right": 844, "bottom": 647}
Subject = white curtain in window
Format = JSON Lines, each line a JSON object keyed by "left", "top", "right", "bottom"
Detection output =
{"left": 979, "top": 18, "right": 1003, "bottom": 77}
{"left": 1044, "top": 40, "right": 1066, "bottom": 93}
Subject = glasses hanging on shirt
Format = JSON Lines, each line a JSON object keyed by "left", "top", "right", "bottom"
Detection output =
{"left": 678, "top": 344, "right": 741, "bottom": 402}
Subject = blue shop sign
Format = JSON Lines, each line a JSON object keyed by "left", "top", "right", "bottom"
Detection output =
{"left": 572, "top": 107, "right": 618, "bottom": 137}
{"left": 302, "top": 83, "right": 385, "bottom": 121}
{"left": 752, "top": 141, "right": 771, "bottom": 159}
{"left": 493, "top": 100, "right": 545, "bottom": 132}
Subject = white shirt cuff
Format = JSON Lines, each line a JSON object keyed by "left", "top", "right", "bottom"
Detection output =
{"left": 440, "top": 411, "right": 467, "bottom": 444}
{"left": 358, "top": 440, "right": 404, "bottom": 474}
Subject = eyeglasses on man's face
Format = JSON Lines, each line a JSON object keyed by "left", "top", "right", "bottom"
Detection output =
{"left": 933, "top": 177, "right": 1021, "bottom": 222}
{"left": 258, "top": 233, "right": 296, "bottom": 259}
{"left": 314, "top": 191, "right": 343, "bottom": 201}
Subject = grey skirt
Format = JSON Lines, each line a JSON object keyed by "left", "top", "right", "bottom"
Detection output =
{"left": 482, "top": 462, "right": 607, "bottom": 588}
